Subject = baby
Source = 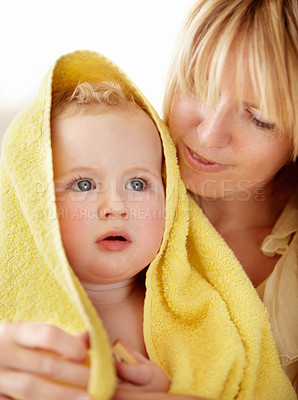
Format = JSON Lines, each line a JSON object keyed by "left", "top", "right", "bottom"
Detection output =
{"left": 0, "top": 48, "right": 295, "bottom": 400}
{"left": 51, "top": 81, "right": 170, "bottom": 392}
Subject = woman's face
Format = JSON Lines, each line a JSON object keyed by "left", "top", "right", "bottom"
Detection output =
{"left": 168, "top": 50, "right": 293, "bottom": 200}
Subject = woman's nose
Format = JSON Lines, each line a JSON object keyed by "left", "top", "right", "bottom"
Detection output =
{"left": 196, "top": 105, "right": 232, "bottom": 148}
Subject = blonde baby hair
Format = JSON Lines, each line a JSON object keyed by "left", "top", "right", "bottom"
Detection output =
{"left": 51, "top": 81, "right": 139, "bottom": 120}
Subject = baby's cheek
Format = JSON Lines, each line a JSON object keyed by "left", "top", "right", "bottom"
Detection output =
{"left": 58, "top": 215, "right": 92, "bottom": 275}
{"left": 59, "top": 204, "right": 90, "bottom": 235}
{"left": 140, "top": 206, "right": 165, "bottom": 252}
{"left": 57, "top": 202, "right": 92, "bottom": 251}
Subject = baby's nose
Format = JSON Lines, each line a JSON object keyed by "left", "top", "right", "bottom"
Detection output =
{"left": 98, "top": 196, "right": 129, "bottom": 220}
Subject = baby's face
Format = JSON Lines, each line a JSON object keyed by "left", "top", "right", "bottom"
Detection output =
{"left": 52, "top": 106, "right": 165, "bottom": 284}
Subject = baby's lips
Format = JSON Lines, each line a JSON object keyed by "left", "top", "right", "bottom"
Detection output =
{"left": 96, "top": 230, "right": 131, "bottom": 243}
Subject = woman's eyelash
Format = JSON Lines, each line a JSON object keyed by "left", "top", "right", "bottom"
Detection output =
{"left": 251, "top": 117, "right": 275, "bottom": 130}
{"left": 247, "top": 110, "right": 275, "bottom": 131}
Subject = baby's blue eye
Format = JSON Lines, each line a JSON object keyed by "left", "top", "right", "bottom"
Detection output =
{"left": 71, "top": 179, "right": 95, "bottom": 191}
{"left": 126, "top": 179, "right": 146, "bottom": 191}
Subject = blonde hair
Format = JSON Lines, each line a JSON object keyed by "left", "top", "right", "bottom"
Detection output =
{"left": 51, "top": 81, "right": 166, "bottom": 183}
{"left": 163, "top": 0, "right": 298, "bottom": 156}
{"left": 51, "top": 81, "right": 139, "bottom": 119}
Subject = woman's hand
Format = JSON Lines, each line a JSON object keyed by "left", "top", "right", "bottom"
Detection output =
{"left": 113, "top": 340, "right": 170, "bottom": 393}
{"left": 0, "top": 321, "right": 90, "bottom": 400}
{"left": 112, "top": 391, "right": 208, "bottom": 400}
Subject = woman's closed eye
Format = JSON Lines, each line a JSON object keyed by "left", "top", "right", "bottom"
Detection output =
{"left": 247, "top": 107, "right": 275, "bottom": 131}
{"left": 68, "top": 178, "right": 96, "bottom": 191}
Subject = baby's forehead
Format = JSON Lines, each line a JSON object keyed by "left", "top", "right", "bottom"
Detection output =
{"left": 51, "top": 102, "right": 162, "bottom": 149}
{"left": 51, "top": 107, "right": 164, "bottom": 173}
{"left": 51, "top": 99, "right": 163, "bottom": 155}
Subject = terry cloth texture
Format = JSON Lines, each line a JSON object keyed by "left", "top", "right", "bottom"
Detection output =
{"left": 0, "top": 50, "right": 295, "bottom": 400}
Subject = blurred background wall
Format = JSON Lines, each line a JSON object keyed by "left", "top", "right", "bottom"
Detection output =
{"left": 0, "top": 0, "right": 195, "bottom": 145}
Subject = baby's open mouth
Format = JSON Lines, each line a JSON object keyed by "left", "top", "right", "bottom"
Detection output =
{"left": 103, "top": 236, "right": 127, "bottom": 241}
{"left": 96, "top": 232, "right": 131, "bottom": 251}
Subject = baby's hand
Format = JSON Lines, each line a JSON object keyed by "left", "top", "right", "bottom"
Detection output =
{"left": 0, "top": 321, "right": 90, "bottom": 400}
{"left": 113, "top": 340, "right": 170, "bottom": 392}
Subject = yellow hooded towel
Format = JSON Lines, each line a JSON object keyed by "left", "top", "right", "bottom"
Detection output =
{"left": 0, "top": 50, "right": 295, "bottom": 400}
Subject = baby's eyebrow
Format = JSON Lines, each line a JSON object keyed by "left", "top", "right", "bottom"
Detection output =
{"left": 123, "top": 166, "right": 162, "bottom": 180}
{"left": 53, "top": 167, "right": 101, "bottom": 179}
{"left": 61, "top": 167, "right": 100, "bottom": 174}
{"left": 54, "top": 166, "right": 162, "bottom": 181}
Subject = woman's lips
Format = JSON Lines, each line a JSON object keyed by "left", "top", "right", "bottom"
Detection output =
{"left": 96, "top": 231, "right": 131, "bottom": 252}
{"left": 184, "top": 145, "right": 230, "bottom": 172}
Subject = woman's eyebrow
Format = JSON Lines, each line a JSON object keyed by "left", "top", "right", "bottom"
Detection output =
{"left": 243, "top": 101, "right": 260, "bottom": 110}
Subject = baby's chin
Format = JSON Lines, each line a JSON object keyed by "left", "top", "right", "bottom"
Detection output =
{"left": 77, "top": 266, "right": 140, "bottom": 286}
{"left": 80, "top": 276, "right": 140, "bottom": 307}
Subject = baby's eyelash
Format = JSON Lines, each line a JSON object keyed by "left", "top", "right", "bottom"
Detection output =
{"left": 132, "top": 175, "right": 153, "bottom": 189}
{"left": 66, "top": 176, "right": 93, "bottom": 190}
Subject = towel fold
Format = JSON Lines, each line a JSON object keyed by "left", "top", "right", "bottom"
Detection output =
{"left": 0, "top": 50, "right": 295, "bottom": 400}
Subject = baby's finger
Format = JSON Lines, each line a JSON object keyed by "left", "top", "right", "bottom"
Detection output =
{"left": 115, "top": 362, "right": 152, "bottom": 386}
{"left": 0, "top": 322, "right": 88, "bottom": 362}
{"left": 0, "top": 370, "right": 90, "bottom": 400}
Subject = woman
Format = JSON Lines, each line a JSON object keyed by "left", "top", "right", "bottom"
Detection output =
{"left": 117, "top": 1, "right": 297, "bottom": 396}
{"left": 163, "top": 0, "right": 297, "bottom": 393}
{"left": 0, "top": 0, "right": 296, "bottom": 399}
